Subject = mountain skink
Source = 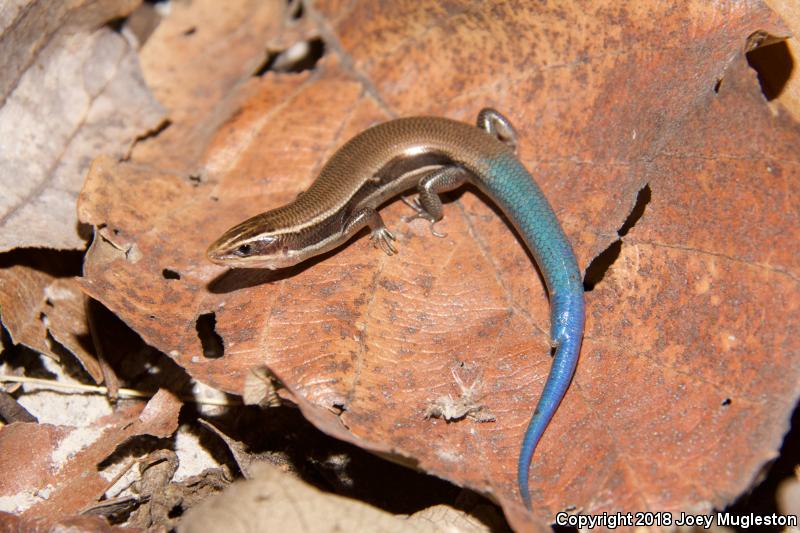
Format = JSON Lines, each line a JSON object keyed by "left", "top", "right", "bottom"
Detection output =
{"left": 207, "top": 109, "right": 585, "bottom": 508}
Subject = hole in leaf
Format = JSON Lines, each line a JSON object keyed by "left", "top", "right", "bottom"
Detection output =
{"left": 331, "top": 400, "right": 347, "bottom": 414}
{"left": 618, "top": 184, "right": 651, "bottom": 237}
{"left": 745, "top": 33, "right": 794, "bottom": 101}
{"left": 162, "top": 268, "right": 181, "bottom": 280}
{"left": 287, "top": 0, "right": 304, "bottom": 20}
{"left": 254, "top": 51, "right": 280, "bottom": 76}
{"left": 254, "top": 38, "right": 325, "bottom": 76}
{"left": 583, "top": 240, "right": 622, "bottom": 291}
{"left": 583, "top": 184, "right": 651, "bottom": 291}
{"left": 167, "top": 503, "right": 183, "bottom": 518}
{"left": 722, "top": 398, "right": 732, "bottom": 406}
{"left": 196, "top": 312, "right": 224, "bottom": 359}
{"left": 134, "top": 119, "right": 172, "bottom": 144}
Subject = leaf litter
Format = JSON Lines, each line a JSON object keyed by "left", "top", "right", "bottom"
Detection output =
{"left": 0, "top": 0, "right": 799, "bottom": 531}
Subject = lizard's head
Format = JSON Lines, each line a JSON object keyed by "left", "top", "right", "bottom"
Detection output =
{"left": 206, "top": 213, "right": 292, "bottom": 269}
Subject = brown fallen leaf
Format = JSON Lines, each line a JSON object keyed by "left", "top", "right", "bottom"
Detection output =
{"left": 197, "top": 418, "right": 291, "bottom": 480}
{"left": 0, "top": 389, "right": 37, "bottom": 424}
{"left": 0, "top": 389, "right": 181, "bottom": 523}
{"left": 0, "top": 251, "right": 104, "bottom": 382}
{"left": 179, "top": 463, "right": 491, "bottom": 533}
{"left": 0, "top": 511, "right": 129, "bottom": 532}
{"left": 0, "top": 260, "right": 61, "bottom": 362}
{"left": 0, "top": 0, "right": 165, "bottom": 252}
{"left": 44, "top": 279, "right": 100, "bottom": 378}
{"left": 0, "top": 0, "right": 134, "bottom": 104}
{"left": 76, "top": 0, "right": 800, "bottom": 530}
{"left": 132, "top": 466, "right": 231, "bottom": 530}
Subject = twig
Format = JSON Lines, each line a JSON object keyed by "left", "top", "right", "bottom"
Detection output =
{"left": 0, "top": 375, "right": 240, "bottom": 407}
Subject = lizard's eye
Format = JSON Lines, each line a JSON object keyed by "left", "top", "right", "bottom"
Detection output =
{"left": 235, "top": 243, "right": 252, "bottom": 256}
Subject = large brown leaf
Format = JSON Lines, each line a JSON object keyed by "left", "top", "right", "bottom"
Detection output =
{"left": 77, "top": 0, "right": 799, "bottom": 529}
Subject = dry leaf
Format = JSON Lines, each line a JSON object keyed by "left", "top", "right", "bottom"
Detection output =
{"left": 0, "top": 252, "right": 102, "bottom": 382}
{"left": 0, "top": 0, "right": 165, "bottom": 252}
{"left": 43, "top": 279, "right": 99, "bottom": 378}
{"left": 0, "top": 0, "right": 137, "bottom": 103}
{"left": 0, "top": 389, "right": 181, "bottom": 522}
{"left": 179, "top": 463, "right": 489, "bottom": 533}
{"left": 0, "top": 259, "right": 60, "bottom": 360}
{"left": 0, "top": 511, "right": 125, "bottom": 532}
{"left": 198, "top": 418, "right": 291, "bottom": 480}
{"left": 0, "top": 390, "right": 37, "bottom": 423}
{"left": 76, "top": 1, "right": 800, "bottom": 529}
{"left": 123, "top": 449, "right": 191, "bottom": 530}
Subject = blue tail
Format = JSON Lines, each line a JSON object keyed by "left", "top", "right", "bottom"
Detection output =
{"left": 474, "top": 153, "right": 586, "bottom": 508}
{"left": 518, "top": 291, "right": 584, "bottom": 508}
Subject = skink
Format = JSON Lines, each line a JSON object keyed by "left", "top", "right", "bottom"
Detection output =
{"left": 207, "top": 109, "right": 585, "bottom": 508}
